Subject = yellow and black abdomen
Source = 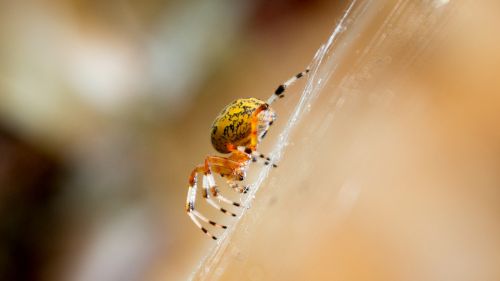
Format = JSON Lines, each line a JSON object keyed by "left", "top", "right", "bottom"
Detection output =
{"left": 210, "top": 98, "right": 267, "bottom": 154}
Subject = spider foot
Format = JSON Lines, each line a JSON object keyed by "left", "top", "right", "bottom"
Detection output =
{"left": 243, "top": 185, "right": 250, "bottom": 194}
{"left": 252, "top": 152, "right": 278, "bottom": 168}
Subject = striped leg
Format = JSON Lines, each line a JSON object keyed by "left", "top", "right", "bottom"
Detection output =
{"left": 202, "top": 173, "right": 238, "bottom": 217}
{"left": 251, "top": 151, "right": 278, "bottom": 168}
{"left": 191, "top": 210, "right": 227, "bottom": 229}
{"left": 186, "top": 165, "right": 222, "bottom": 240}
{"left": 267, "top": 68, "right": 310, "bottom": 105}
{"left": 204, "top": 173, "right": 242, "bottom": 208}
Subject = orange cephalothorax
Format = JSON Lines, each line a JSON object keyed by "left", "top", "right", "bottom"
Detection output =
{"left": 210, "top": 98, "right": 276, "bottom": 154}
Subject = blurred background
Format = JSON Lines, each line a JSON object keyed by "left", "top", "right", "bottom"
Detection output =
{"left": 1, "top": 0, "right": 500, "bottom": 281}
{"left": 0, "top": 0, "right": 335, "bottom": 280}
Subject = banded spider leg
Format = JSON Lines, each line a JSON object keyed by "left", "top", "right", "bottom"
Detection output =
{"left": 186, "top": 158, "right": 245, "bottom": 240}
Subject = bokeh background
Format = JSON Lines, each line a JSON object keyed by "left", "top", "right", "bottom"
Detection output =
{"left": 1, "top": 1, "right": 500, "bottom": 281}
{"left": 0, "top": 1, "right": 336, "bottom": 280}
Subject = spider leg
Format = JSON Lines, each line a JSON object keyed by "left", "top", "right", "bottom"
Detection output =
{"left": 202, "top": 173, "right": 239, "bottom": 217}
{"left": 267, "top": 68, "right": 310, "bottom": 105}
{"left": 247, "top": 69, "right": 310, "bottom": 153}
{"left": 204, "top": 173, "right": 243, "bottom": 208}
{"left": 228, "top": 180, "right": 250, "bottom": 194}
{"left": 191, "top": 210, "right": 227, "bottom": 229}
{"left": 229, "top": 147, "right": 276, "bottom": 194}
{"left": 215, "top": 190, "right": 242, "bottom": 207}
{"left": 202, "top": 156, "right": 246, "bottom": 209}
{"left": 186, "top": 165, "right": 222, "bottom": 240}
{"left": 237, "top": 145, "right": 277, "bottom": 167}
{"left": 251, "top": 151, "right": 278, "bottom": 168}
{"left": 220, "top": 147, "right": 252, "bottom": 194}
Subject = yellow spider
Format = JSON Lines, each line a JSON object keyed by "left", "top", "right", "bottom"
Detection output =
{"left": 186, "top": 68, "right": 309, "bottom": 240}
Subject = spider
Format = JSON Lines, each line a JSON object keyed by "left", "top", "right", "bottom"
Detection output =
{"left": 186, "top": 68, "right": 309, "bottom": 240}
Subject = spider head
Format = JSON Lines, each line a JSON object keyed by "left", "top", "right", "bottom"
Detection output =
{"left": 257, "top": 108, "right": 276, "bottom": 141}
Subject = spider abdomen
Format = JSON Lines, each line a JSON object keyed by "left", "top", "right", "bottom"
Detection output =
{"left": 211, "top": 98, "right": 274, "bottom": 154}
